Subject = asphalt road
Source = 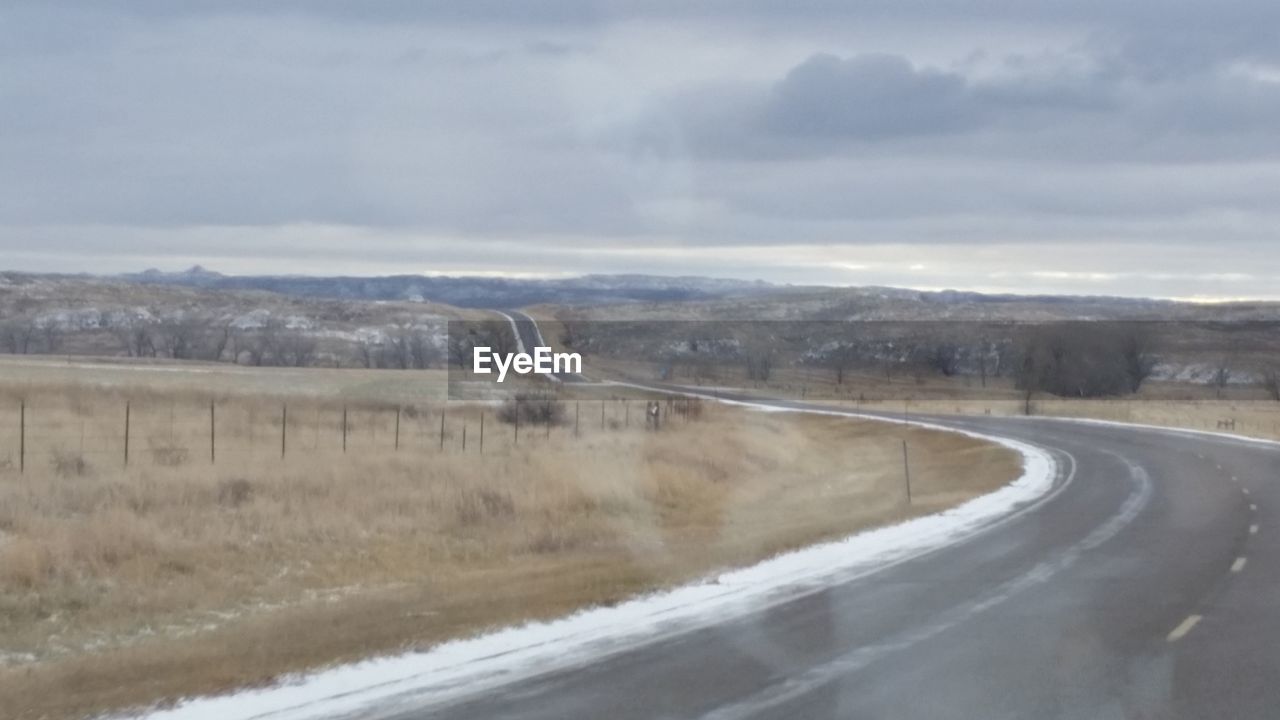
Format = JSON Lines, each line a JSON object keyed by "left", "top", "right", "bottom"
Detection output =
{"left": 498, "top": 309, "right": 588, "bottom": 383}
{"left": 427, "top": 323, "right": 1280, "bottom": 718}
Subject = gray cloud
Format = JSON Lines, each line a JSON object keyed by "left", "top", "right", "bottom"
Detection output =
{"left": 677, "top": 47, "right": 1280, "bottom": 162}
{"left": 2, "top": 1, "right": 1280, "bottom": 299}
{"left": 763, "top": 53, "right": 978, "bottom": 138}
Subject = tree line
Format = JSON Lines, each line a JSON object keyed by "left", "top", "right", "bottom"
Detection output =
{"left": 0, "top": 309, "right": 445, "bottom": 369}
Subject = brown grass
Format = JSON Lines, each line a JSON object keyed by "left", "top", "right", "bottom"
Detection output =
{"left": 0, "top": 379, "right": 1019, "bottom": 720}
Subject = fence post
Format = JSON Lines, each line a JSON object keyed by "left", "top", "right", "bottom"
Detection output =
{"left": 342, "top": 405, "right": 348, "bottom": 453}
{"left": 439, "top": 410, "right": 445, "bottom": 451}
{"left": 479, "top": 412, "right": 484, "bottom": 454}
{"left": 394, "top": 406, "right": 401, "bottom": 451}
{"left": 210, "top": 400, "right": 216, "bottom": 464}
{"left": 462, "top": 424, "right": 467, "bottom": 452}
{"left": 124, "top": 400, "right": 130, "bottom": 468}
{"left": 902, "top": 439, "right": 912, "bottom": 505}
{"left": 281, "top": 403, "right": 287, "bottom": 459}
{"left": 18, "top": 401, "right": 25, "bottom": 475}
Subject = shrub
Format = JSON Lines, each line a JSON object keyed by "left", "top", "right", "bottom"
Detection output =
{"left": 217, "top": 478, "right": 254, "bottom": 508}
{"left": 496, "top": 393, "right": 566, "bottom": 426}
{"left": 51, "top": 450, "right": 91, "bottom": 478}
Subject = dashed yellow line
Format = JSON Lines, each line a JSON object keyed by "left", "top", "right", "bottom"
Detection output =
{"left": 1168, "top": 615, "right": 1202, "bottom": 642}
{"left": 1250, "top": 503, "right": 1258, "bottom": 512}
{"left": 1232, "top": 557, "right": 1248, "bottom": 573}
{"left": 1251, "top": 524, "right": 1259, "bottom": 534}
{"left": 1243, "top": 488, "right": 1251, "bottom": 495}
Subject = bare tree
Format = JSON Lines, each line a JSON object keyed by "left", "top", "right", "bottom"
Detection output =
{"left": 558, "top": 317, "right": 582, "bottom": 349}
{"left": 210, "top": 322, "right": 234, "bottom": 362}
{"left": 239, "top": 321, "right": 282, "bottom": 366}
{"left": 114, "top": 317, "right": 157, "bottom": 358}
{"left": 481, "top": 320, "right": 517, "bottom": 357}
{"left": 826, "top": 343, "right": 857, "bottom": 385}
{"left": 975, "top": 338, "right": 990, "bottom": 388}
{"left": 356, "top": 336, "right": 381, "bottom": 369}
{"left": 385, "top": 322, "right": 437, "bottom": 369}
{"left": 157, "top": 316, "right": 206, "bottom": 360}
{"left": 992, "top": 341, "right": 1015, "bottom": 379}
{"left": 926, "top": 341, "right": 962, "bottom": 377}
{"left": 275, "top": 332, "right": 318, "bottom": 367}
{"left": 448, "top": 330, "right": 475, "bottom": 369}
{"left": 1262, "top": 366, "right": 1280, "bottom": 402}
{"left": 1015, "top": 323, "right": 1159, "bottom": 399}
{"left": 1211, "top": 358, "right": 1232, "bottom": 399}
{"left": 410, "top": 332, "right": 438, "bottom": 369}
{"left": 1118, "top": 324, "right": 1158, "bottom": 393}
{"left": 1210, "top": 339, "right": 1242, "bottom": 399}
{"left": 38, "top": 318, "right": 62, "bottom": 354}
{"left": 744, "top": 351, "right": 773, "bottom": 382}
{"left": 740, "top": 329, "right": 776, "bottom": 383}
{"left": 1, "top": 315, "right": 39, "bottom": 354}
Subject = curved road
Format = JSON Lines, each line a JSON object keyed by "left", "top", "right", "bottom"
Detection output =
{"left": 420, "top": 315, "right": 1280, "bottom": 718}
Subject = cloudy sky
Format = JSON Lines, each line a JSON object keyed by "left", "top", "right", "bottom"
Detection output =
{"left": 5, "top": 1, "right": 1280, "bottom": 299}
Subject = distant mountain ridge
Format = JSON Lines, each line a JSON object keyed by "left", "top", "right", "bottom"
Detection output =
{"left": 119, "top": 267, "right": 779, "bottom": 307}
{"left": 2, "top": 266, "right": 1270, "bottom": 319}
{"left": 113, "top": 266, "right": 1196, "bottom": 314}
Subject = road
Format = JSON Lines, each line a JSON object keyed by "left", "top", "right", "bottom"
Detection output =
{"left": 425, "top": 322, "right": 1279, "bottom": 717}
{"left": 497, "top": 309, "right": 588, "bottom": 382}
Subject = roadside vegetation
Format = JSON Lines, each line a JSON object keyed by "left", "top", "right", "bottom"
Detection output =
{"left": 0, "top": 376, "right": 1019, "bottom": 720}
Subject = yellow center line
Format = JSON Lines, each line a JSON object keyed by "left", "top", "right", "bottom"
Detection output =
{"left": 1243, "top": 488, "right": 1251, "bottom": 495}
{"left": 1250, "top": 503, "right": 1258, "bottom": 511}
{"left": 1168, "top": 615, "right": 1202, "bottom": 642}
{"left": 1232, "top": 557, "right": 1247, "bottom": 573}
{"left": 1250, "top": 524, "right": 1259, "bottom": 534}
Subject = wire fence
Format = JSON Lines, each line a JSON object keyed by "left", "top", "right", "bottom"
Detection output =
{"left": 0, "top": 396, "right": 707, "bottom": 474}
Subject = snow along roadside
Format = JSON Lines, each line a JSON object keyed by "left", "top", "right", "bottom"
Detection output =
{"left": 135, "top": 397, "right": 1058, "bottom": 720}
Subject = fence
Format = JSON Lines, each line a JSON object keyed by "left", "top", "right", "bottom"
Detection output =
{"left": 0, "top": 395, "right": 707, "bottom": 474}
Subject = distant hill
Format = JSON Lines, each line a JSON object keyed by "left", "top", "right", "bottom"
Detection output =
{"left": 120, "top": 267, "right": 778, "bottom": 308}
{"left": 3, "top": 268, "right": 1279, "bottom": 383}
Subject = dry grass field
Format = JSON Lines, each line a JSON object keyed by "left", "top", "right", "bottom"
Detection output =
{"left": 0, "top": 355, "right": 452, "bottom": 404}
{"left": 0, "top": 368, "right": 1020, "bottom": 720}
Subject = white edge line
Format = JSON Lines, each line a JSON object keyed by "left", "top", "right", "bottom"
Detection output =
{"left": 1167, "top": 614, "right": 1202, "bottom": 642}
{"left": 1023, "top": 415, "right": 1280, "bottom": 451}
{"left": 133, "top": 385, "right": 1063, "bottom": 720}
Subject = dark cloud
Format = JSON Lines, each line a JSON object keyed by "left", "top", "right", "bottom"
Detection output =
{"left": 676, "top": 46, "right": 1280, "bottom": 162}
{"left": 763, "top": 54, "right": 978, "bottom": 139}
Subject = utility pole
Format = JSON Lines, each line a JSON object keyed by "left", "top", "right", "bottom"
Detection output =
{"left": 902, "top": 439, "right": 912, "bottom": 505}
